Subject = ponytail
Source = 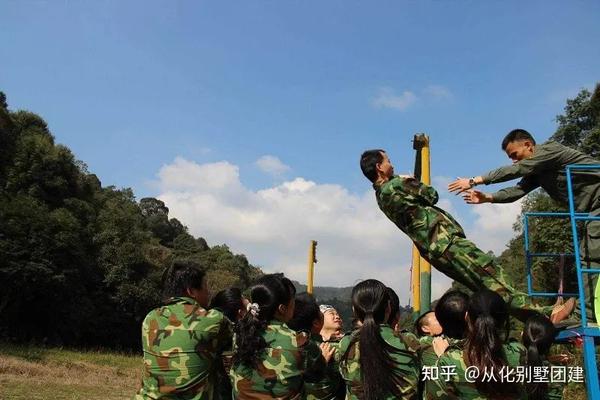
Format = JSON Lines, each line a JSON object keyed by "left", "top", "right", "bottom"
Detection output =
{"left": 233, "top": 274, "right": 294, "bottom": 367}
{"left": 343, "top": 280, "right": 404, "bottom": 400}
{"left": 523, "top": 314, "right": 556, "bottom": 400}
{"left": 464, "top": 290, "right": 519, "bottom": 398}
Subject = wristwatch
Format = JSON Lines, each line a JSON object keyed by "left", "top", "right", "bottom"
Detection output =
{"left": 468, "top": 177, "right": 476, "bottom": 188}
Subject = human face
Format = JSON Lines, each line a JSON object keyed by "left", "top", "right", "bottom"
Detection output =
{"left": 423, "top": 312, "right": 443, "bottom": 336}
{"left": 323, "top": 309, "right": 343, "bottom": 331}
{"left": 376, "top": 152, "right": 394, "bottom": 180}
{"left": 277, "top": 296, "right": 296, "bottom": 323}
{"left": 504, "top": 140, "right": 534, "bottom": 163}
{"left": 238, "top": 297, "right": 250, "bottom": 320}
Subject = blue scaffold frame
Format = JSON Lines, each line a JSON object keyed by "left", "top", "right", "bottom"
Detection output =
{"left": 524, "top": 164, "right": 600, "bottom": 400}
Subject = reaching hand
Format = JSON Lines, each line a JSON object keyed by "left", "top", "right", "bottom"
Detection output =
{"left": 448, "top": 178, "right": 471, "bottom": 194}
{"left": 319, "top": 342, "right": 336, "bottom": 363}
{"left": 461, "top": 190, "right": 490, "bottom": 204}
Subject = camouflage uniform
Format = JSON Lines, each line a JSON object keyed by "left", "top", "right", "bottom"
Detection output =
{"left": 304, "top": 334, "right": 344, "bottom": 400}
{"left": 134, "top": 297, "right": 233, "bottom": 400}
{"left": 418, "top": 335, "right": 462, "bottom": 369}
{"left": 336, "top": 325, "right": 421, "bottom": 399}
{"left": 425, "top": 339, "right": 527, "bottom": 399}
{"left": 375, "top": 176, "right": 549, "bottom": 315}
{"left": 230, "top": 320, "right": 326, "bottom": 399}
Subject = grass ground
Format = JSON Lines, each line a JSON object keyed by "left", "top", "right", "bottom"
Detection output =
{"left": 0, "top": 342, "right": 141, "bottom": 400}
{"left": 0, "top": 341, "right": 590, "bottom": 399}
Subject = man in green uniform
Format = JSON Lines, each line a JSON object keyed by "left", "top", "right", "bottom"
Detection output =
{"left": 359, "top": 149, "right": 573, "bottom": 322}
{"left": 135, "top": 261, "right": 233, "bottom": 400}
{"left": 448, "top": 129, "right": 600, "bottom": 321}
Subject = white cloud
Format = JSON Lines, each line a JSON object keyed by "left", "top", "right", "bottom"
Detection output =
{"left": 154, "top": 158, "right": 524, "bottom": 306}
{"left": 255, "top": 155, "right": 291, "bottom": 177}
{"left": 424, "top": 85, "right": 453, "bottom": 101}
{"left": 465, "top": 199, "right": 524, "bottom": 255}
{"left": 372, "top": 87, "right": 418, "bottom": 111}
{"left": 156, "top": 158, "right": 415, "bottom": 301}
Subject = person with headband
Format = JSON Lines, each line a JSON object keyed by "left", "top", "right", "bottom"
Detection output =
{"left": 319, "top": 304, "right": 344, "bottom": 341}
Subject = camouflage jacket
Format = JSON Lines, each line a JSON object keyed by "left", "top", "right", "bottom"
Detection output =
{"left": 375, "top": 176, "right": 465, "bottom": 259}
{"left": 134, "top": 297, "right": 233, "bottom": 400}
{"left": 230, "top": 320, "right": 326, "bottom": 399}
{"left": 425, "top": 339, "right": 527, "bottom": 399}
{"left": 418, "top": 335, "right": 462, "bottom": 369}
{"left": 304, "top": 334, "right": 344, "bottom": 400}
{"left": 336, "top": 325, "right": 421, "bottom": 400}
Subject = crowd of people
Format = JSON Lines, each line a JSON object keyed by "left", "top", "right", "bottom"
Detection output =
{"left": 133, "top": 264, "right": 565, "bottom": 400}
{"left": 133, "top": 129, "right": 599, "bottom": 399}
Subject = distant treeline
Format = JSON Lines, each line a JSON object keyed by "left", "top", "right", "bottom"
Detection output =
{"left": 0, "top": 92, "right": 262, "bottom": 348}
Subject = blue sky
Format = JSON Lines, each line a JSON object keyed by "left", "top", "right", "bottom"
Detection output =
{"left": 2, "top": 1, "right": 599, "bottom": 300}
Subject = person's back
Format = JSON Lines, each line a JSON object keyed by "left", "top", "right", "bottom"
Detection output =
{"left": 232, "top": 319, "right": 316, "bottom": 398}
{"left": 338, "top": 325, "right": 420, "bottom": 399}
{"left": 430, "top": 339, "right": 526, "bottom": 399}
{"left": 230, "top": 274, "right": 329, "bottom": 400}
{"left": 336, "top": 279, "right": 420, "bottom": 400}
{"left": 135, "top": 262, "right": 232, "bottom": 400}
{"left": 426, "top": 289, "right": 525, "bottom": 400}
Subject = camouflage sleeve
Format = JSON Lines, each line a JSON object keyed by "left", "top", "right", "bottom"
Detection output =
{"left": 425, "top": 354, "right": 461, "bottom": 400}
{"left": 301, "top": 334, "right": 327, "bottom": 382}
{"left": 390, "top": 177, "right": 439, "bottom": 206}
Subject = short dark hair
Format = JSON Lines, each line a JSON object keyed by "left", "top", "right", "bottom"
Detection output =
{"left": 415, "top": 311, "right": 434, "bottom": 337}
{"left": 210, "top": 287, "right": 243, "bottom": 322}
{"left": 288, "top": 292, "right": 320, "bottom": 332}
{"left": 501, "top": 129, "right": 536, "bottom": 150}
{"left": 161, "top": 260, "right": 206, "bottom": 301}
{"left": 360, "top": 149, "right": 385, "bottom": 183}
{"left": 435, "top": 290, "right": 469, "bottom": 339}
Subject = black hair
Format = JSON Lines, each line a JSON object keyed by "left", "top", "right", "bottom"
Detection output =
{"left": 501, "top": 129, "right": 536, "bottom": 150}
{"left": 344, "top": 279, "right": 412, "bottom": 400}
{"left": 434, "top": 290, "right": 469, "bottom": 339}
{"left": 464, "top": 289, "right": 519, "bottom": 398}
{"left": 415, "top": 311, "right": 435, "bottom": 337}
{"left": 161, "top": 260, "right": 206, "bottom": 301}
{"left": 360, "top": 149, "right": 385, "bottom": 183}
{"left": 522, "top": 313, "right": 556, "bottom": 400}
{"left": 209, "top": 287, "right": 243, "bottom": 322}
{"left": 287, "top": 292, "right": 320, "bottom": 333}
{"left": 386, "top": 287, "right": 401, "bottom": 328}
{"left": 233, "top": 273, "right": 296, "bottom": 367}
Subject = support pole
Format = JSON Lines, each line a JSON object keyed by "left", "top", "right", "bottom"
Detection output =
{"left": 412, "top": 134, "right": 432, "bottom": 315}
{"left": 307, "top": 240, "right": 317, "bottom": 294}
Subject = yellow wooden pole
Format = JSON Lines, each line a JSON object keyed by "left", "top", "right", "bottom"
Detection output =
{"left": 307, "top": 240, "right": 317, "bottom": 294}
{"left": 419, "top": 135, "right": 432, "bottom": 312}
{"left": 411, "top": 245, "right": 421, "bottom": 315}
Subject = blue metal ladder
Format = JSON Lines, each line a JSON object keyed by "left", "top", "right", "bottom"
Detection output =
{"left": 524, "top": 164, "right": 600, "bottom": 399}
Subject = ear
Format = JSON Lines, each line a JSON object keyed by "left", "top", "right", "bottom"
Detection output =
{"left": 277, "top": 304, "right": 287, "bottom": 315}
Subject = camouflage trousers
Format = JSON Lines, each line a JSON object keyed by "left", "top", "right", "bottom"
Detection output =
{"left": 433, "top": 236, "right": 553, "bottom": 318}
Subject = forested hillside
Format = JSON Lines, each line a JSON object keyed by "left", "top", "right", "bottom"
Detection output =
{"left": 0, "top": 92, "right": 263, "bottom": 348}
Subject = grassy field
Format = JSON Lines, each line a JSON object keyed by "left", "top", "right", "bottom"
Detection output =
{"left": 0, "top": 341, "right": 590, "bottom": 399}
{"left": 0, "top": 342, "right": 141, "bottom": 400}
